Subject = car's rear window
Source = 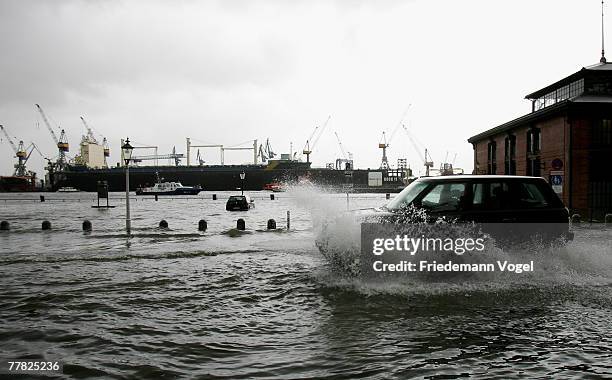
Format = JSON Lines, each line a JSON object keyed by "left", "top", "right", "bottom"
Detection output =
{"left": 472, "top": 180, "right": 562, "bottom": 210}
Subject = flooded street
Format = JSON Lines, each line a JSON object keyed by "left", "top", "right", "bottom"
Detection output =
{"left": 1, "top": 189, "right": 611, "bottom": 378}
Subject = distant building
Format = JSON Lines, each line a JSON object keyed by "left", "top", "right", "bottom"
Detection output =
{"left": 468, "top": 61, "right": 612, "bottom": 220}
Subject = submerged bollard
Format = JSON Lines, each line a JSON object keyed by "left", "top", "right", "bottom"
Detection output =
{"left": 159, "top": 220, "right": 169, "bottom": 229}
{"left": 270, "top": 194, "right": 275, "bottom": 200}
{"left": 198, "top": 219, "right": 207, "bottom": 231}
{"left": 42, "top": 220, "right": 51, "bottom": 230}
{"left": 286, "top": 211, "right": 291, "bottom": 230}
{"left": 212, "top": 194, "right": 217, "bottom": 200}
{"left": 82, "top": 220, "right": 92, "bottom": 232}
{"left": 386, "top": 193, "right": 390, "bottom": 200}
{"left": 40, "top": 195, "right": 45, "bottom": 202}
{"left": 571, "top": 214, "right": 581, "bottom": 224}
{"left": 267, "top": 219, "right": 276, "bottom": 230}
{"left": 0, "top": 221, "right": 9, "bottom": 231}
{"left": 236, "top": 218, "right": 245, "bottom": 230}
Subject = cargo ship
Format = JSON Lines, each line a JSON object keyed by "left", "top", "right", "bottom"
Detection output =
{"left": 40, "top": 133, "right": 414, "bottom": 192}
{"left": 49, "top": 159, "right": 411, "bottom": 193}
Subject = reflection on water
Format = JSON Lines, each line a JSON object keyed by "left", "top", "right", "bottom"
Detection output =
{"left": 0, "top": 190, "right": 611, "bottom": 378}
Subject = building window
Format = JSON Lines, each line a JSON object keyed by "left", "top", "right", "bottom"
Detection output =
{"left": 527, "top": 128, "right": 541, "bottom": 154}
{"left": 533, "top": 78, "right": 584, "bottom": 111}
{"left": 526, "top": 128, "right": 541, "bottom": 177}
{"left": 527, "top": 158, "right": 541, "bottom": 177}
{"left": 487, "top": 141, "right": 497, "bottom": 174}
{"left": 592, "top": 119, "right": 612, "bottom": 147}
{"left": 504, "top": 135, "right": 516, "bottom": 175}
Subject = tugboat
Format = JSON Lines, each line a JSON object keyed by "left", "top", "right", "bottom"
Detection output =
{"left": 136, "top": 174, "right": 202, "bottom": 196}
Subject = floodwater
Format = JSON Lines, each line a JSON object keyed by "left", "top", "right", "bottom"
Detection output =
{"left": 0, "top": 187, "right": 611, "bottom": 379}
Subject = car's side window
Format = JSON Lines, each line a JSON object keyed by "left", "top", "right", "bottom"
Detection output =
{"left": 420, "top": 183, "right": 467, "bottom": 212}
{"left": 485, "top": 182, "right": 511, "bottom": 209}
{"left": 516, "top": 182, "right": 549, "bottom": 208}
{"left": 472, "top": 183, "right": 484, "bottom": 207}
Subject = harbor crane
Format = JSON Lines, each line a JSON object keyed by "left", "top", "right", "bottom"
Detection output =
{"left": 1, "top": 124, "right": 47, "bottom": 176}
{"left": 401, "top": 124, "right": 434, "bottom": 176}
{"left": 36, "top": 104, "right": 69, "bottom": 170}
{"left": 1, "top": 124, "right": 28, "bottom": 176}
{"left": 334, "top": 131, "right": 353, "bottom": 170}
{"left": 79, "top": 116, "right": 99, "bottom": 144}
{"left": 81, "top": 116, "right": 109, "bottom": 166}
{"left": 302, "top": 115, "right": 331, "bottom": 163}
{"left": 102, "top": 137, "right": 110, "bottom": 166}
{"left": 379, "top": 104, "right": 412, "bottom": 170}
{"left": 196, "top": 149, "right": 205, "bottom": 165}
{"left": 258, "top": 138, "right": 276, "bottom": 162}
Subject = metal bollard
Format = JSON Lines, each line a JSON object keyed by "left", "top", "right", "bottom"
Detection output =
{"left": 198, "top": 219, "right": 207, "bottom": 231}
{"left": 286, "top": 211, "right": 291, "bottom": 230}
{"left": 82, "top": 220, "right": 92, "bottom": 232}
{"left": 155, "top": 194, "right": 158, "bottom": 201}
{"left": 40, "top": 195, "right": 45, "bottom": 202}
{"left": 270, "top": 194, "right": 275, "bottom": 200}
{"left": 571, "top": 214, "right": 581, "bottom": 224}
{"left": 236, "top": 218, "right": 246, "bottom": 230}
{"left": 267, "top": 219, "right": 276, "bottom": 230}
{"left": 42, "top": 220, "right": 51, "bottom": 230}
{"left": 212, "top": 194, "right": 217, "bottom": 200}
{"left": 386, "top": 193, "right": 390, "bottom": 200}
{"left": 0, "top": 221, "right": 9, "bottom": 231}
{"left": 159, "top": 220, "right": 169, "bottom": 229}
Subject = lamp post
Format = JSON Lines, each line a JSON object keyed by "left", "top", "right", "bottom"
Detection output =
{"left": 121, "top": 138, "right": 134, "bottom": 236}
{"left": 240, "top": 171, "right": 246, "bottom": 195}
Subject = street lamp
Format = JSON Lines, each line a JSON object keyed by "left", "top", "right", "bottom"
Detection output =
{"left": 240, "top": 171, "right": 246, "bottom": 195}
{"left": 121, "top": 138, "right": 134, "bottom": 236}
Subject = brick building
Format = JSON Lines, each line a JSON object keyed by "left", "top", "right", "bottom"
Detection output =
{"left": 468, "top": 61, "right": 612, "bottom": 220}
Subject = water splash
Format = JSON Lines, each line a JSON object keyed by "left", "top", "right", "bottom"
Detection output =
{"left": 290, "top": 184, "right": 612, "bottom": 294}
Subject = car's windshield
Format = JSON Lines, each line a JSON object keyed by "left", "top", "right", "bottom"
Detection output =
{"left": 385, "top": 181, "right": 429, "bottom": 210}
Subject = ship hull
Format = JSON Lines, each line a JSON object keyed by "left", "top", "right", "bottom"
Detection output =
{"left": 50, "top": 162, "right": 409, "bottom": 193}
{"left": 0, "top": 176, "right": 36, "bottom": 192}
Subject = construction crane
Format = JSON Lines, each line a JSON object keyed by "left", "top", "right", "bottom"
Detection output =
{"left": 302, "top": 115, "right": 331, "bottom": 163}
{"left": 378, "top": 104, "right": 412, "bottom": 170}
{"left": 35, "top": 104, "right": 69, "bottom": 170}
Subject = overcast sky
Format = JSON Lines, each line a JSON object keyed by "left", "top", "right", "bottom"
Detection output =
{"left": 0, "top": 0, "right": 607, "bottom": 177}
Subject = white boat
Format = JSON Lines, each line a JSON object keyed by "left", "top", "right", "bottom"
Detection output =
{"left": 57, "top": 186, "right": 79, "bottom": 192}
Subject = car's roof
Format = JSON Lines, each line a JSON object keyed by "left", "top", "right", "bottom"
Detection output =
{"left": 416, "top": 175, "right": 545, "bottom": 181}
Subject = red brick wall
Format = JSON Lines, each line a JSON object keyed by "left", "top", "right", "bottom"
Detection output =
{"left": 471, "top": 115, "right": 573, "bottom": 205}
{"left": 570, "top": 118, "right": 590, "bottom": 215}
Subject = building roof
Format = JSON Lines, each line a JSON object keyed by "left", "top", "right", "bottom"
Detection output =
{"left": 524, "top": 61, "right": 612, "bottom": 99}
{"left": 467, "top": 94, "right": 612, "bottom": 143}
